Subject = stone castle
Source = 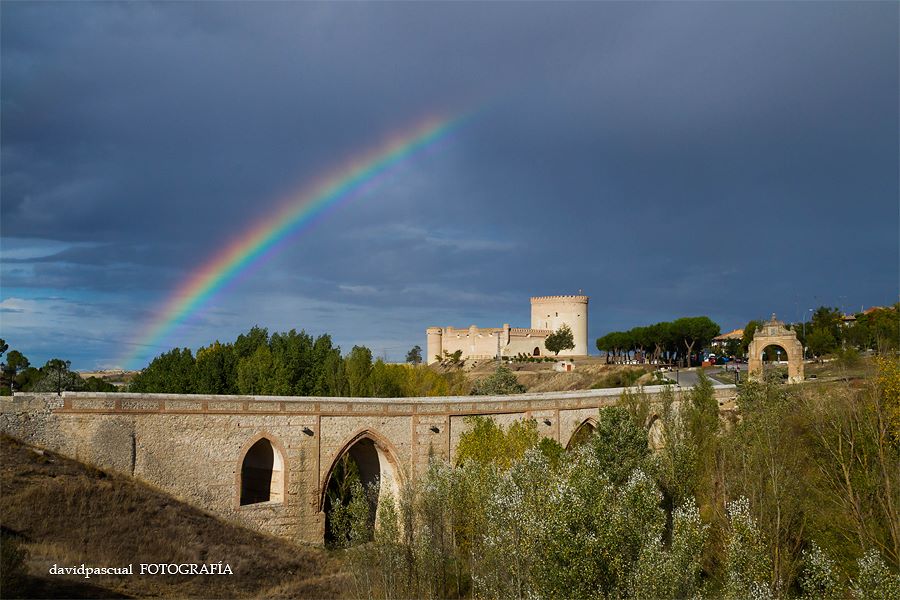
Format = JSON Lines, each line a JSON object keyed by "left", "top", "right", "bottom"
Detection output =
{"left": 427, "top": 295, "right": 589, "bottom": 364}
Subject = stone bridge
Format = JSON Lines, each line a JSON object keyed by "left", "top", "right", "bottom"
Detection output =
{"left": 1, "top": 385, "right": 735, "bottom": 545}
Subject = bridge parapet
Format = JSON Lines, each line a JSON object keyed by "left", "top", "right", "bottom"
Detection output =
{"left": 7, "top": 384, "right": 736, "bottom": 415}
{"left": 2, "top": 384, "right": 736, "bottom": 545}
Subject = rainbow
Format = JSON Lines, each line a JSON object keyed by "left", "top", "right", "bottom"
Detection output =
{"left": 123, "top": 114, "right": 464, "bottom": 369}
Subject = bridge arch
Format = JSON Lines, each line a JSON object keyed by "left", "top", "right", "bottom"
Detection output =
{"left": 320, "top": 428, "right": 403, "bottom": 542}
{"left": 236, "top": 432, "right": 287, "bottom": 506}
{"left": 566, "top": 417, "right": 598, "bottom": 450}
{"left": 647, "top": 414, "right": 665, "bottom": 450}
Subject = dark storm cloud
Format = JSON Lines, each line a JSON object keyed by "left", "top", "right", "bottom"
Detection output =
{"left": 1, "top": 1, "right": 896, "bottom": 367}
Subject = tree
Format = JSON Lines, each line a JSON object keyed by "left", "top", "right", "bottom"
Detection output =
{"left": 193, "top": 341, "right": 237, "bottom": 394}
{"left": 591, "top": 406, "right": 650, "bottom": 486}
{"left": 807, "top": 328, "right": 837, "bottom": 359}
{"left": 544, "top": 324, "right": 575, "bottom": 356}
{"left": 648, "top": 321, "right": 675, "bottom": 364}
{"left": 673, "top": 316, "right": 720, "bottom": 367}
{"left": 81, "top": 376, "right": 116, "bottom": 392}
{"left": 810, "top": 307, "right": 843, "bottom": 344}
{"left": 325, "top": 454, "right": 367, "bottom": 547}
{"left": 470, "top": 365, "right": 526, "bottom": 395}
{"left": 858, "top": 305, "right": 900, "bottom": 353}
{"left": 724, "top": 337, "right": 742, "bottom": 359}
{"left": 805, "top": 358, "right": 900, "bottom": 570}
{"left": 371, "top": 361, "right": 406, "bottom": 398}
{"left": 723, "top": 497, "right": 773, "bottom": 599}
{"left": 2, "top": 350, "right": 29, "bottom": 393}
{"left": 406, "top": 345, "right": 423, "bottom": 365}
{"left": 346, "top": 346, "right": 374, "bottom": 397}
{"left": 236, "top": 345, "right": 274, "bottom": 395}
{"left": 233, "top": 325, "right": 269, "bottom": 360}
{"left": 441, "top": 349, "right": 464, "bottom": 368}
{"left": 129, "top": 348, "right": 196, "bottom": 393}
{"left": 456, "top": 416, "right": 539, "bottom": 469}
{"left": 596, "top": 333, "right": 612, "bottom": 363}
{"left": 728, "top": 377, "right": 808, "bottom": 593}
{"left": 32, "top": 359, "right": 79, "bottom": 395}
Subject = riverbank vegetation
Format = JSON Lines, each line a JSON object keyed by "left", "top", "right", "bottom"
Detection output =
{"left": 332, "top": 361, "right": 899, "bottom": 599}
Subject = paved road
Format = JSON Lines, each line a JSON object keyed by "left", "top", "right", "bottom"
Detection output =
{"left": 661, "top": 364, "right": 746, "bottom": 387}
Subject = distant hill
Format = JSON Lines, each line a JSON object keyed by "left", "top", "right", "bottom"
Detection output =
{"left": 0, "top": 435, "right": 348, "bottom": 599}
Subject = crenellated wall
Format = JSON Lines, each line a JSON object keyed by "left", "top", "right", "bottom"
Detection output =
{"left": 1, "top": 384, "right": 735, "bottom": 545}
{"left": 427, "top": 294, "right": 590, "bottom": 363}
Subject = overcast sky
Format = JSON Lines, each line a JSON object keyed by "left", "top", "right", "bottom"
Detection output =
{"left": 2, "top": 1, "right": 898, "bottom": 370}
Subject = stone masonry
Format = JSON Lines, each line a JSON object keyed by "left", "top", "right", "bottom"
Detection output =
{"left": 1, "top": 385, "right": 735, "bottom": 545}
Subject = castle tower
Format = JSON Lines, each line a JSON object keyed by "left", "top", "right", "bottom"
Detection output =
{"left": 530, "top": 295, "right": 589, "bottom": 356}
{"left": 426, "top": 327, "right": 443, "bottom": 364}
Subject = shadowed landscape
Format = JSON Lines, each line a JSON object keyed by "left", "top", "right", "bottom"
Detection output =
{"left": 0, "top": 435, "right": 348, "bottom": 599}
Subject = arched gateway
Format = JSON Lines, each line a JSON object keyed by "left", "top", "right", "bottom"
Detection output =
{"left": 747, "top": 314, "right": 804, "bottom": 384}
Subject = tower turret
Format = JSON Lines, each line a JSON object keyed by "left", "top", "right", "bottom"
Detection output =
{"left": 426, "top": 327, "right": 443, "bottom": 364}
{"left": 530, "top": 295, "right": 589, "bottom": 356}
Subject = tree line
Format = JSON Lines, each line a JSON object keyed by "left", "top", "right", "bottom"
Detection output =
{"left": 0, "top": 340, "right": 115, "bottom": 395}
{"left": 128, "top": 327, "right": 468, "bottom": 397}
{"left": 595, "top": 316, "right": 720, "bottom": 366}
{"left": 742, "top": 304, "right": 900, "bottom": 360}
{"left": 595, "top": 305, "right": 899, "bottom": 366}
{"left": 333, "top": 359, "right": 900, "bottom": 599}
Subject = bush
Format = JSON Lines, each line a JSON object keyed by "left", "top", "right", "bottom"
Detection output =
{"left": 470, "top": 366, "right": 526, "bottom": 396}
{"left": 592, "top": 368, "right": 645, "bottom": 389}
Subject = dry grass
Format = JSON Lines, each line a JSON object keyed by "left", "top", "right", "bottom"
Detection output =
{"left": 0, "top": 435, "right": 349, "bottom": 599}
{"left": 463, "top": 356, "right": 653, "bottom": 393}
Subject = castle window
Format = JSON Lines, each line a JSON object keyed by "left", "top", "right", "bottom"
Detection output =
{"left": 555, "top": 312, "right": 558, "bottom": 317}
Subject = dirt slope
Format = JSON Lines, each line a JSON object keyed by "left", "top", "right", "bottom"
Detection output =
{"left": 0, "top": 435, "right": 348, "bottom": 599}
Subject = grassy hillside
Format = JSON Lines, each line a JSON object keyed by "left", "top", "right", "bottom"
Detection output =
{"left": 459, "top": 356, "right": 659, "bottom": 392}
{"left": 0, "top": 435, "right": 348, "bottom": 599}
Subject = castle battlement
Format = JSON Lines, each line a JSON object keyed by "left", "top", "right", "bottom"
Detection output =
{"left": 530, "top": 295, "right": 589, "bottom": 303}
{"left": 427, "top": 294, "right": 589, "bottom": 363}
{"left": 440, "top": 326, "right": 503, "bottom": 335}
{"left": 509, "top": 328, "right": 551, "bottom": 335}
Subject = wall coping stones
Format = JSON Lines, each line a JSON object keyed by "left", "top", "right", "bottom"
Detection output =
{"left": 7, "top": 384, "right": 736, "bottom": 416}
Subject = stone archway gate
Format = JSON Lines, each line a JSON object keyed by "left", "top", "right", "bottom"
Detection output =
{"left": 1, "top": 385, "right": 735, "bottom": 545}
{"left": 748, "top": 314, "right": 804, "bottom": 384}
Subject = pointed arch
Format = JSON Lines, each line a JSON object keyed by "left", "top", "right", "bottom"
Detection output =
{"left": 236, "top": 431, "right": 288, "bottom": 507}
{"left": 318, "top": 428, "right": 404, "bottom": 513}
{"left": 566, "top": 416, "right": 598, "bottom": 450}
